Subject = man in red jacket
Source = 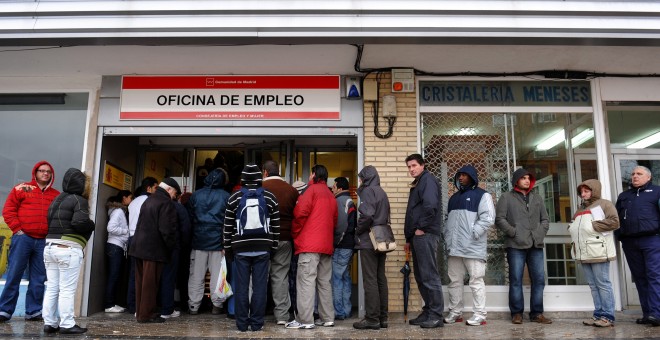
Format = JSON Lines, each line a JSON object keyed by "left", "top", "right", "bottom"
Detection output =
{"left": 0, "top": 161, "right": 59, "bottom": 322}
{"left": 286, "top": 165, "right": 338, "bottom": 329}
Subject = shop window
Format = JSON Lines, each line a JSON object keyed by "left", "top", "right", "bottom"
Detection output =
{"left": 421, "top": 111, "right": 595, "bottom": 286}
{"left": 0, "top": 92, "right": 88, "bottom": 280}
{"left": 545, "top": 243, "right": 578, "bottom": 285}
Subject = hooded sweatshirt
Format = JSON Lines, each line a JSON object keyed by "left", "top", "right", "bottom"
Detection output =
{"left": 444, "top": 165, "right": 495, "bottom": 260}
{"left": 568, "top": 179, "right": 619, "bottom": 263}
{"left": 106, "top": 201, "right": 129, "bottom": 250}
{"left": 355, "top": 166, "right": 391, "bottom": 250}
{"left": 2, "top": 160, "right": 59, "bottom": 238}
{"left": 495, "top": 168, "right": 549, "bottom": 249}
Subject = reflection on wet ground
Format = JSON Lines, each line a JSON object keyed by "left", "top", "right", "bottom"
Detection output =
{"left": 1, "top": 311, "right": 659, "bottom": 339}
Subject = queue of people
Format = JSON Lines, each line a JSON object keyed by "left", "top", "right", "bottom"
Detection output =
{"left": 0, "top": 157, "right": 658, "bottom": 335}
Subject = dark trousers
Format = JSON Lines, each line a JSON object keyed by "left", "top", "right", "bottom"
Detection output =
{"left": 104, "top": 243, "right": 125, "bottom": 309}
{"left": 360, "top": 249, "right": 388, "bottom": 323}
{"left": 622, "top": 236, "right": 660, "bottom": 319}
{"left": 411, "top": 233, "right": 444, "bottom": 320}
{"left": 127, "top": 236, "right": 136, "bottom": 313}
{"left": 234, "top": 253, "right": 270, "bottom": 331}
{"left": 159, "top": 250, "right": 179, "bottom": 315}
{"left": 135, "top": 259, "right": 164, "bottom": 322}
{"left": 176, "top": 246, "right": 191, "bottom": 310}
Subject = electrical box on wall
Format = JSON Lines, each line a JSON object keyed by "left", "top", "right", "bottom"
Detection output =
{"left": 382, "top": 95, "right": 397, "bottom": 117}
{"left": 363, "top": 78, "right": 378, "bottom": 101}
{"left": 391, "top": 68, "right": 415, "bottom": 93}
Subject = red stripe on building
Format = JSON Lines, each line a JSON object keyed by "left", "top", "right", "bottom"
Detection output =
{"left": 122, "top": 76, "right": 340, "bottom": 90}
{"left": 120, "top": 111, "right": 340, "bottom": 120}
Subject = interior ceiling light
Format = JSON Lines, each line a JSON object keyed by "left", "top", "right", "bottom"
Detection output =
{"left": 536, "top": 130, "right": 565, "bottom": 151}
{"left": 627, "top": 131, "right": 660, "bottom": 149}
{"left": 456, "top": 127, "right": 477, "bottom": 136}
{"left": 571, "top": 129, "right": 594, "bottom": 149}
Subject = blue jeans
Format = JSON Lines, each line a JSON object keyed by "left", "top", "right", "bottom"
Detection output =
{"left": 234, "top": 253, "right": 270, "bottom": 331}
{"left": 159, "top": 249, "right": 179, "bottom": 315}
{"left": 0, "top": 234, "right": 46, "bottom": 319}
{"left": 104, "top": 243, "right": 125, "bottom": 309}
{"left": 42, "top": 244, "right": 83, "bottom": 329}
{"left": 581, "top": 262, "right": 615, "bottom": 322}
{"left": 506, "top": 247, "right": 546, "bottom": 318}
{"left": 411, "top": 233, "right": 444, "bottom": 320}
{"left": 332, "top": 248, "right": 353, "bottom": 318}
{"left": 622, "top": 235, "right": 660, "bottom": 319}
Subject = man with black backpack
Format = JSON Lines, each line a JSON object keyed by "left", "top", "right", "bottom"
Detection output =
{"left": 223, "top": 164, "right": 280, "bottom": 332}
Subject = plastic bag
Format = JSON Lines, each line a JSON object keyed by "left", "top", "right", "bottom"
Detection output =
{"left": 214, "top": 257, "right": 233, "bottom": 301}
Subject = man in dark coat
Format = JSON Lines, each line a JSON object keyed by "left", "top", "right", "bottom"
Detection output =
{"left": 128, "top": 178, "right": 179, "bottom": 323}
{"left": 404, "top": 154, "right": 444, "bottom": 329}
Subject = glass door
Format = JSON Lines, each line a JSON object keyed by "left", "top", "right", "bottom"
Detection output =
{"left": 613, "top": 154, "right": 660, "bottom": 307}
{"left": 246, "top": 140, "right": 295, "bottom": 183}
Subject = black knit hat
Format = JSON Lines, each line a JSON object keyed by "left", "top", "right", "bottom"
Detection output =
{"left": 241, "top": 164, "right": 262, "bottom": 184}
{"left": 161, "top": 177, "right": 181, "bottom": 195}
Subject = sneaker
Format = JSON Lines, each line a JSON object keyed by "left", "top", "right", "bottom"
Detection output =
{"left": 161, "top": 310, "right": 181, "bottom": 319}
{"left": 314, "top": 319, "right": 334, "bottom": 327}
{"left": 409, "top": 313, "right": 428, "bottom": 326}
{"left": 466, "top": 314, "right": 487, "bottom": 326}
{"left": 444, "top": 311, "right": 463, "bottom": 324}
{"left": 105, "top": 305, "right": 126, "bottom": 313}
{"left": 276, "top": 320, "right": 287, "bottom": 325}
{"left": 285, "top": 320, "right": 315, "bottom": 329}
{"left": 582, "top": 317, "right": 598, "bottom": 326}
{"left": 531, "top": 314, "right": 552, "bottom": 324}
{"left": 593, "top": 318, "right": 614, "bottom": 327}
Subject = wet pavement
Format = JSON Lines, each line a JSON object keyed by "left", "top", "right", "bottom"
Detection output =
{"left": 1, "top": 311, "right": 660, "bottom": 339}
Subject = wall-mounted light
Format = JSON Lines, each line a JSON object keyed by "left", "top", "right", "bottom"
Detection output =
{"left": 536, "top": 130, "right": 565, "bottom": 151}
{"left": 627, "top": 131, "right": 660, "bottom": 149}
{"left": 571, "top": 128, "right": 594, "bottom": 148}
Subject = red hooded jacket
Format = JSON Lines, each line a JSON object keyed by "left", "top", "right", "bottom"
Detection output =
{"left": 292, "top": 180, "right": 338, "bottom": 255}
{"left": 2, "top": 161, "right": 59, "bottom": 238}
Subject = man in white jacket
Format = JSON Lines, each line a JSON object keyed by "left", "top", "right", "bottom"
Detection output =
{"left": 443, "top": 165, "right": 495, "bottom": 326}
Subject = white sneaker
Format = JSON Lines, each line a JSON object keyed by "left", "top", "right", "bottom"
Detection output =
{"left": 276, "top": 320, "right": 287, "bottom": 325}
{"left": 443, "top": 311, "right": 463, "bottom": 324}
{"left": 104, "top": 305, "right": 125, "bottom": 313}
{"left": 314, "top": 319, "right": 334, "bottom": 327}
{"left": 466, "top": 314, "right": 487, "bottom": 326}
{"left": 285, "top": 320, "right": 315, "bottom": 329}
{"left": 161, "top": 310, "right": 181, "bottom": 319}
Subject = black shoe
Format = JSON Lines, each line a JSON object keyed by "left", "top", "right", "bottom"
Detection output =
{"left": 60, "top": 325, "right": 88, "bottom": 334}
{"left": 419, "top": 319, "right": 444, "bottom": 328}
{"left": 353, "top": 319, "right": 380, "bottom": 330}
{"left": 0, "top": 315, "right": 8, "bottom": 322}
{"left": 380, "top": 319, "right": 388, "bottom": 328}
{"left": 648, "top": 316, "right": 660, "bottom": 327}
{"left": 227, "top": 313, "right": 235, "bottom": 320}
{"left": 43, "top": 325, "right": 59, "bottom": 334}
{"left": 409, "top": 313, "right": 428, "bottom": 326}
{"left": 637, "top": 317, "right": 650, "bottom": 324}
{"left": 25, "top": 315, "right": 43, "bottom": 321}
{"left": 137, "top": 317, "right": 166, "bottom": 324}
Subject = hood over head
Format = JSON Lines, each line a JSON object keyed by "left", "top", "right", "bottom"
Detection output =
{"left": 61, "top": 168, "right": 86, "bottom": 196}
{"left": 454, "top": 165, "right": 479, "bottom": 190}
{"left": 32, "top": 160, "right": 55, "bottom": 189}
{"left": 577, "top": 179, "right": 602, "bottom": 206}
{"left": 511, "top": 168, "right": 536, "bottom": 193}
{"left": 204, "top": 168, "right": 229, "bottom": 189}
{"left": 358, "top": 165, "right": 380, "bottom": 187}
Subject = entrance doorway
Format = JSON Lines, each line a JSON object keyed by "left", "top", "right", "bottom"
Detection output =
{"left": 88, "top": 134, "right": 359, "bottom": 315}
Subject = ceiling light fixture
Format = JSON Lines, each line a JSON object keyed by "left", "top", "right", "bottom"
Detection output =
{"left": 536, "top": 130, "right": 565, "bottom": 151}
{"left": 571, "top": 129, "right": 594, "bottom": 148}
{"left": 627, "top": 131, "right": 660, "bottom": 149}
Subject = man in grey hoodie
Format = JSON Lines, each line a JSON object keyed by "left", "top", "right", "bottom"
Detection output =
{"left": 495, "top": 168, "right": 550, "bottom": 325}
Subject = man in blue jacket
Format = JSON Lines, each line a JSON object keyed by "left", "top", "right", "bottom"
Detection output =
{"left": 187, "top": 168, "right": 230, "bottom": 315}
{"left": 444, "top": 165, "right": 495, "bottom": 326}
{"left": 616, "top": 165, "right": 660, "bottom": 326}
{"left": 404, "top": 154, "right": 444, "bottom": 328}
